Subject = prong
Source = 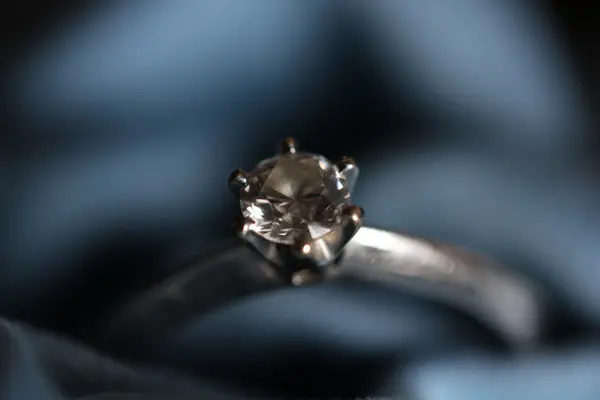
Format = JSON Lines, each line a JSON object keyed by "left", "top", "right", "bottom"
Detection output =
{"left": 336, "top": 156, "right": 356, "bottom": 171}
{"left": 336, "top": 156, "right": 359, "bottom": 190}
{"left": 233, "top": 215, "right": 253, "bottom": 238}
{"left": 228, "top": 169, "right": 248, "bottom": 195}
{"left": 340, "top": 204, "right": 364, "bottom": 243}
{"left": 343, "top": 204, "right": 364, "bottom": 223}
{"left": 278, "top": 137, "right": 297, "bottom": 154}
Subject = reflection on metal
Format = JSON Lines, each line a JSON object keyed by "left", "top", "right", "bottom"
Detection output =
{"left": 341, "top": 226, "right": 543, "bottom": 349}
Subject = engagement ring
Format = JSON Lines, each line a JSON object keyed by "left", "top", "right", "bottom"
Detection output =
{"left": 103, "top": 138, "right": 546, "bottom": 353}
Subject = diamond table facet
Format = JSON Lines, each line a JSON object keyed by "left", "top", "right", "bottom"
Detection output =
{"left": 240, "top": 152, "right": 351, "bottom": 245}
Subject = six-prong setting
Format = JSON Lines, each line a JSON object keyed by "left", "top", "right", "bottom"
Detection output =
{"left": 228, "top": 138, "right": 363, "bottom": 281}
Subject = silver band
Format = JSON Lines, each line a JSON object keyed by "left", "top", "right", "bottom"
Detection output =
{"left": 102, "top": 226, "right": 546, "bottom": 353}
{"left": 334, "top": 227, "right": 544, "bottom": 349}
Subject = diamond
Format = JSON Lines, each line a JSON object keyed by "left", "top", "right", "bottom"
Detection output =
{"left": 240, "top": 152, "right": 351, "bottom": 245}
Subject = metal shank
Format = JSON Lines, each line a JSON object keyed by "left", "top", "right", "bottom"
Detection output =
{"left": 334, "top": 227, "right": 544, "bottom": 349}
{"left": 101, "top": 226, "right": 545, "bottom": 353}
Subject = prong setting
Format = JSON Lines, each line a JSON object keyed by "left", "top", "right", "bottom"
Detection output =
{"left": 230, "top": 139, "right": 363, "bottom": 278}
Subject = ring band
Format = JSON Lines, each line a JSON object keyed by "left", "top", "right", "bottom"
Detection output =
{"left": 100, "top": 139, "right": 546, "bottom": 353}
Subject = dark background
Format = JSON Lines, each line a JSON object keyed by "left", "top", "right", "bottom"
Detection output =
{"left": 1, "top": 1, "right": 600, "bottom": 399}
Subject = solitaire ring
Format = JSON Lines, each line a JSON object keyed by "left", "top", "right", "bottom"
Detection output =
{"left": 102, "top": 138, "right": 547, "bottom": 354}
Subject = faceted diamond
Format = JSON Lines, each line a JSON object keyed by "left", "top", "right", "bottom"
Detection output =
{"left": 241, "top": 152, "right": 351, "bottom": 245}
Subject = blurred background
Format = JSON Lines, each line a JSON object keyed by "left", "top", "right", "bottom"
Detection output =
{"left": 2, "top": 1, "right": 600, "bottom": 398}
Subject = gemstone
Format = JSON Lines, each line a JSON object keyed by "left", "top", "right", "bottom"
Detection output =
{"left": 241, "top": 152, "right": 351, "bottom": 245}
